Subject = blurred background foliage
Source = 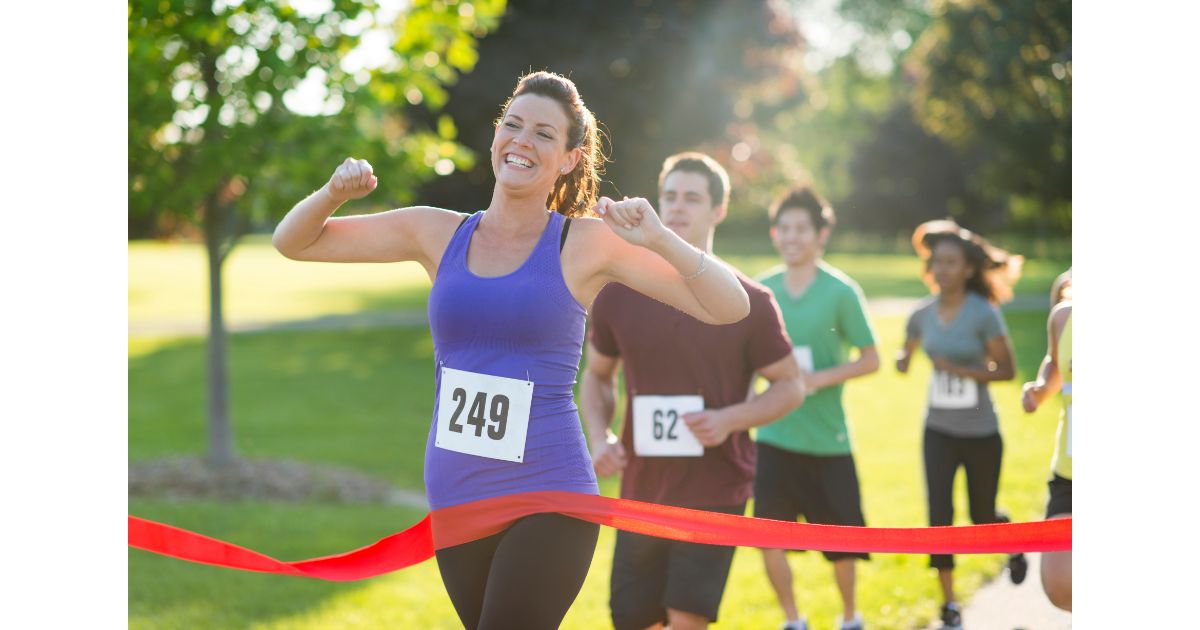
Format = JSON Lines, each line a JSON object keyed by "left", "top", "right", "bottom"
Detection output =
{"left": 128, "top": 0, "right": 1070, "bottom": 466}
{"left": 130, "top": 0, "right": 1071, "bottom": 242}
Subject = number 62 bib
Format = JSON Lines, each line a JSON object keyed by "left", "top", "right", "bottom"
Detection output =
{"left": 435, "top": 367, "right": 533, "bottom": 463}
{"left": 632, "top": 395, "right": 705, "bottom": 457}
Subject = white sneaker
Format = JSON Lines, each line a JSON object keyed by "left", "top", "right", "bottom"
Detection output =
{"left": 840, "top": 612, "right": 864, "bottom": 630}
{"left": 781, "top": 619, "right": 808, "bottom": 630}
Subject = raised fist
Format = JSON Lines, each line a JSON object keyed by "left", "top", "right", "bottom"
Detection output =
{"left": 326, "top": 157, "right": 378, "bottom": 202}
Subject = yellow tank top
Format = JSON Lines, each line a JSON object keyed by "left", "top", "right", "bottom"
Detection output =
{"left": 1051, "top": 310, "right": 1072, "bottom": 479}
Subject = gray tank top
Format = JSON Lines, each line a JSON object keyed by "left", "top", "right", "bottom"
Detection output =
{"left": 905, "top": 293, "right": 1008, "bottom": 437}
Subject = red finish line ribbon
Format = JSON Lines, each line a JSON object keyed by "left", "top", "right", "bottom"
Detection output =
{"left": 129, "top": 491, "right": 1071, "bottom": 582}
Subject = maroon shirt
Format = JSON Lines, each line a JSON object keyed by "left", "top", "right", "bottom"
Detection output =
{"left": 589, "top": 272, "right": 793, "bottom": 508}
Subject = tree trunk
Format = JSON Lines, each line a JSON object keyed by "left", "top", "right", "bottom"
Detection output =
{"left": 197, "top": 14, "right": 237, "bottom": 469}
{"left": 204, "top": 200, "right": 236, "bottom": 468}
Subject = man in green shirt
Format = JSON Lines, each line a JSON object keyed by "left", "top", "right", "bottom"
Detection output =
{"left": 754, "top": 186, "right": 880, "bottom": 630}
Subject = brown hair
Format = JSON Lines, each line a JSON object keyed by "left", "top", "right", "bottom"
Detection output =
{"left": 912, "top": 219, "right": 1024, "bottom": 305}
{"left": 657, "top": 152, "right": 731, "bottom": 209}
{"left": 498, "top": 71, "right": 607, "bottom": 217}
{"left": 769, "top": 185, "right": 836, "bottom": 230}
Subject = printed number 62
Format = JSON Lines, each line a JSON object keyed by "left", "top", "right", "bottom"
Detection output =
{"left": 652, "top": 409, "right": 679, "bottom": 440}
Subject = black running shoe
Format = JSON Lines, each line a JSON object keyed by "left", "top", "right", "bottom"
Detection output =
{"left": 1008, "top": 552, "right": 1028, "bottom": 585}
{"left": 940, "top": 602, "right": 963, "bottom": 630}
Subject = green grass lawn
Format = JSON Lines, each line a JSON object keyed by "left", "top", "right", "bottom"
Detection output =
{"left": 128, "top": 238, "right": 432, "bottom": 327}
{"left": 129, "top": 309, "right": 1062, "bottom": 629}
{"left": 129, "top": 236, "right": 1071, "bottom": 328}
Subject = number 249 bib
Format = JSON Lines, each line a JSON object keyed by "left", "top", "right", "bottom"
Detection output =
{"left": 435, "top": 367, "right": 533, "bottom": 463}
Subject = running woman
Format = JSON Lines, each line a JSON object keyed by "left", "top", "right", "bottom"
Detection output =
{"left": 1020, "top": 274, "right": 1072, "bottom": 611}
{"left": 895, "top": 220, "right": 1024, "bottom": 630}
{"left": 754, "top": 186, "right": 880, "bottom": 630}
{"left": 581, "top": 152, "right": 804, "bottom": 630}
{"left": 272, "top": 72, "right": 751, "bottom": 630}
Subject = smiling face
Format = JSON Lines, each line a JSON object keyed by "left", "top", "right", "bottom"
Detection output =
{"left": 771, "top": 207, "right": 829, "bottom": 267}
{"left": 492, "top": 94, "right": 580, "bottom": 199}
{"left": 658, "top": 170, "right": 726, "bottom": 247}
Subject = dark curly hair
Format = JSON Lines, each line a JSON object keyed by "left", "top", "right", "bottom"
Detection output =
{"left": 912, "top": 219, "right": 1023, "bottom": 305}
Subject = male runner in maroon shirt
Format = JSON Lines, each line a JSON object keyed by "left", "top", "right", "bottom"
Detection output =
{"left": 581, "top": 152, "right": 806, "bottom": 630}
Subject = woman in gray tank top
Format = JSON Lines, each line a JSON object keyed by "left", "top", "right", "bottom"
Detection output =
{"left": 895, "top": 220, "right": 1023, "bottom": 630}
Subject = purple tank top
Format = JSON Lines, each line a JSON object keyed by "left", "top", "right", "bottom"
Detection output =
{"left": 424, "top": 210, "right": 599, "bottom": 509}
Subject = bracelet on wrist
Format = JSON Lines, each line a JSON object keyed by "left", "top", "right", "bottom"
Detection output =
{"left": 684, "top": 251, "right": 708, "bottom": 281}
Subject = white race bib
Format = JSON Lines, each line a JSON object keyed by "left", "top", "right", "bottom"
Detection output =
{"left": 792, "top": 345, "right": 814, "bottom": 372}
{"left": 929, "top": 370, "right": 978, "bottom": 410}
{"left": 632, "top": 395, "right": 705, "bottom": 457}
{"left": 792, "top": 345, "right": 819, "bottom": 395}
{"left": 435, "top": 367, "right": 533, "bottom": 463}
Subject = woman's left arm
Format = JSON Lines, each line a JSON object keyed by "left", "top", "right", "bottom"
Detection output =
{"left": 568, "top": 198, "right": 750, "bottom": 325}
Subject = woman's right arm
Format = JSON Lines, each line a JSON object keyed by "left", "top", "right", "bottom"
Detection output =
{"left": 272, "top": 157, "right": 463, "bottom": 277}
{"left": 1022, "top": 303, "right": 1069, "bottom": 412}
{"left": 896, "top": 311, "right": 921, "bottom": 373}
{"left": 896, "top": 336, "right": 920, "bottom": 374}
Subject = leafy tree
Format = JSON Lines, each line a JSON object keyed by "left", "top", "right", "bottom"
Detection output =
{"left": 836, "top": 0, "right": 934, "bottom": 47}
{"left": 841, "top": 102, "right": 999, "bottom": 233}
{"left": 128, "top": 0, "right": 503, "bottom": 467}
{"left": 736, "top": 55, "right": 897, "bottom": 230}
{"left": 906, "top": 0, "right": 1070, "bottom": 230}
{"left": 410, "top": 0, "right": 807, "bottom": 219}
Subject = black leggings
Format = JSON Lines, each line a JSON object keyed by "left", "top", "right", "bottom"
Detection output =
{"left": 435, "top": 512, "right": 600, "bottom": 629}
{"left": 923, "top": 427, "right": 1005, "bottom": 569}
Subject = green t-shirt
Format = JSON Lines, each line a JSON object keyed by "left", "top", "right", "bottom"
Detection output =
{"left": 755, "top": 263, "right": 876, "bottom": 455}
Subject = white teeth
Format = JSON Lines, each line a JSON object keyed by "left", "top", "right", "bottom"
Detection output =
{"left": 505, "top": 155, "right": 533, "bottom": 168}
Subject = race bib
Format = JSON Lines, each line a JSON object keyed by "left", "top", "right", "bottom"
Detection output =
{"left": 435, "top": 367, "right": 533, "bottom": 463}
{"left": 792, "top": 345, "right": 814, "bottom": 372}
{"left": 929, "top": 370, "right": 978, "bottom": 410}
{"left": 632, "top": 395, "right": 705, "bottom": 457}
{"left": 792, "top": 345, "right": 819, "bottom": 395}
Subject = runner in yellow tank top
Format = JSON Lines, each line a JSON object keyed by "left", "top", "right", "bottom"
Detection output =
{"left": 1052, "top": 313, "right": 1072, "bottom": 479}
{"left": 1021, "top": 277, "right": 1072, "bottom": 613}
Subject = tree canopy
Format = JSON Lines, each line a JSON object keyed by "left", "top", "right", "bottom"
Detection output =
{"left": 128, "top": 0, "right": 504, "bottom": 466}
{"left": 907, "top": 0, "right": 1071, "bottom": 231}
{"left": 129, "top": 0, "right": 504, "bottom": 241}
{"left": 411, "top": 0, "right": 807, "bottom": 217}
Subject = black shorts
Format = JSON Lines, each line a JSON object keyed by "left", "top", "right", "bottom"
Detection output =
{"left": 609, "top": 503, "right": 745, "bottom": 629}
{"left": 753, "top": 442, "right": 869, "bottom": 562}
{"left": 1046, "top": 474, "right": 1072, "bottom": 518}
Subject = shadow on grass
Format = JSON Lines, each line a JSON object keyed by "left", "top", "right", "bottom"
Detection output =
{"left": 129, "top": 327, "right": 439, "bottom": 489}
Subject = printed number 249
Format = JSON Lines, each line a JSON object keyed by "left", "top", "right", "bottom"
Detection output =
{"left": 448, "top": 388, "right": 509, "bottom": 440}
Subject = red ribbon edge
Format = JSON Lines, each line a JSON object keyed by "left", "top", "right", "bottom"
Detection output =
{"left": 129, "top": 491, "right": 1071, "bottom": 582}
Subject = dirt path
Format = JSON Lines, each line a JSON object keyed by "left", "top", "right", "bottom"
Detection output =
{"left": 919, "top": 553, "right": 1071, "bottom": 630}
